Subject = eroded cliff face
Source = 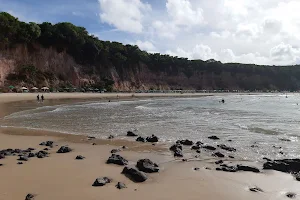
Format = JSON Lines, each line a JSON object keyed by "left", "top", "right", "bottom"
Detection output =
{"left": 0, "top": 44, "right": 195, "bottom": 91}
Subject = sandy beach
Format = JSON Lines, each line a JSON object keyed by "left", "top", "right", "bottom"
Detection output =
{"left": 0, "top": 93, "right": 299, "bottom": 200}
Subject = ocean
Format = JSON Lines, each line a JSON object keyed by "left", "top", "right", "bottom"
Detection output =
{"left": 2, "top": 94, "right": 300, "bottom": 161}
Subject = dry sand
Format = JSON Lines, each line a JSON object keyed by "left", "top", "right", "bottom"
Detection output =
{"left": 0, "top": 93, "right": 299, "bottom": 200}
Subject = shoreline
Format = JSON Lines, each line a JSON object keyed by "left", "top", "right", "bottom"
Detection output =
{"left": 0, "top": 93, "right": 299, "bottom": 200}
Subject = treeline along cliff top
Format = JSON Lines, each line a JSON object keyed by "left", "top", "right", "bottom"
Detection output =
{"left": 1, "top": 12, "right": 300, "bottom": 92}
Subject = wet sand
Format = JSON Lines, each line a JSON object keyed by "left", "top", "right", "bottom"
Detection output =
{"left": 0, "top": 93, "right": 299, "bottom": 200}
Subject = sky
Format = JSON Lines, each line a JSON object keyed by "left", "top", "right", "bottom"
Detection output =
{"left": 1, "top": 0, "right": 300, "bottom": 65}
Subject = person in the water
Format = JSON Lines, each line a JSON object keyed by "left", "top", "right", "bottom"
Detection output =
{"left": 41, "top": 94, "right": 44, "bottom": 102}
{"left": 37, "top": 94, "right": 40, "bottom": 102}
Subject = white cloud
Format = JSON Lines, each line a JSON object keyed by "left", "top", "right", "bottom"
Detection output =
{"left": 166, "top": 0, "right": 204, "bottom": 26}
{"left": 98, "top": 0, "right": 151, "bottom": 33}
{"left": 135, "top": 40, "right": 156, "bottom": 52}
{"left": 98, "top": 0, "right": 300, "bottom": 65}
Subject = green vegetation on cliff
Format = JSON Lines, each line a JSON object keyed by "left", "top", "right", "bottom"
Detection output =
{"left": 1, "top": 12, "right": 300, "bottom": 91}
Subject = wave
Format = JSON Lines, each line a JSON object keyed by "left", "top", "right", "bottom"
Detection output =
{"left": 135, "top": 105, "right": 154, "bottom": 110}
{"left": 248, "top": 127, "right": 281, "bottom": 135}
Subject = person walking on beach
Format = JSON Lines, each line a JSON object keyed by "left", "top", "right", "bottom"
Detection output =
{"left": 41, "top": 94, "right": 44, "bottom": 102}
{"left": 37, "top": 94, "right": 40, "bottom": 102}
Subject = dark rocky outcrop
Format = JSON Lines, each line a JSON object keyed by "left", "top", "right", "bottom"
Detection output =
{"left": 111, "top": 149, "right": 121, "bottom": 154}
{"left": 136, "top": 159, "right": 159, "bottom": 173}
{"left": 215, "top": 160, "right": 223, "bottom": 165}
{"left": 202, "top": 145, "right": 216, "bottom": 151}
{"left": 115, "top": 182, "right": 127, "bottom": 189}
{"left": 286, "top": 192, "right": 296, "bottom": 198}
{"left": 92, "top": 177, "right": 112, "bottom": 186}
{"left": 136, "top": 136, "right": 146, "bottom": 142}
{"left": 249, "top": 187, "right": 263, "bottom": 192}
{"left": 122, "top": 167, "right": 147, "bottom": 182}
{"left": 107, "top": 154, "right": 128, "bottom": 166}
{"left": 170, "top": 144, "right": 183, "bottom": 157}
{"left": 263, "top": 159, "right": 300, "bottom": 173}
{"left": 39, "top": 141, "right": 54, "bottom": 147}
{"left": 127, "top": 131, "right": 138, "bottom": 137}
{"left": 217, "top": 144, "right": 236, "bottom": 152}
{"left": 25, "top": 193, "right": 35, "bottom": 200}
{"left": 18, "top": 156, "right": 29, "bottom": 161}
{"left": 57, "top": 146, "right": 72, "bottom": 153}
{"left": 179, "top": 139, "right": 194, "bottom": 146}
{"left": 36, "top": 150, "right": 48, "bottom": 158}
{"left": 208, "top": 136, "right": 220, "bottom": 140}
{"left": 212, "top": 152, "right": 225, "bottom": 158}
{"left": 75, "top": 155, "right": 85, "bottom": 160}
{"left": 191, "top": 145, "right": 201, "bottom": 150}
{"left": 216, "top": 164, "right": 238, "bottom": 172}
{"left": 28, "top": 153, "right": 35, "bottom": 158}
{"left": 237, "top": 165, "right": 260, "bottom": 173}
{"left": 146, "top": 135, "right": 159, "bottom": 143}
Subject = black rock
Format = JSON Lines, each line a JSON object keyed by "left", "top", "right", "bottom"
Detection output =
{"left": 17, "top": 162, "right": 23, "bottom": 165}
{"left": 227, "top": 139, "right": 232, "bottom": 142}
{"left": 14, "top": 149, "right": 22, "bottom": 153}
{"left": 191, "top": 145, "right": 201, "bottom": 150}
{"left": 0, "top": 154, "right": 5, "bottom": 159}
{"left": 237, "top": 165, "right": 260, "bottom": 173}
{"left": 136, "top": 159, "right": 159, "bottom": 173}
{"left": 218, "top": 164, "right": 238, "bottom": 172}
{"left": 88, "top": 136, "right": 96, "bottom": 139}
{"left": 40, "top": 141, "right": 54, "bottom": 147}
{"left": 0, "top": 164, "right": 3, "bottom": 166}
{"left": 212, "top": 152, "right": 225, "bottom": 158}
{"left": 293, "top": 173, "right": 300, "bottom": 181}
{"left": 196, "top": 141, "right": 204, "bottom": 146}
{"left": 28, "top": 153, "right": 35, "bottom": 158}
{"left": 122, "top": 146, "right": 127, "bottom": 149}
{"left": 208, "top": 136, "right": 220, "bottom": 140}
{"left": 115, "top": 182, "right": 127, "bottom": 189}
{"left": 57, "top": 146, "right": 72, "bottom": 153}
{"left": 92, "top": 143, "right": 96, "bottom": 145}
{"left": 251, "top": 145, "right": 259, "bottom": 148}
{"left": 170, "top": 144, "right": 182, "bottom": 151}
{"left": 194, "top": 167, "right": 200, "bottom": 171}
{"left": 202, "top": 145, "right": 216, "bottom": 151}
{"left": 217, "top": 144, "right": 236, "bottom": 152}
{"left": 127, "top": 131, "right": 138, "bottom": 137}
{"left": 111, "top": 149, "right": 121, "bottom": 154}
{"left": 279, "top": 138, "right": 291, "bottom": 142}
{"left": 215, "top": 160, "right": 223, "bottom": 164}
{"left": 263, "top": 157, "right": 271, "bottom": 161}
{"left": 286, "top": 192, "right": 296, "bottom": 198}
{"left": 229, "top": 155, "right": 235, "bottom": 159}
{"left": 18, "top": 156, "right": 29, "bottom": 161}
{"left": 36, "top": 150, "right": 48, "bottom": 158}
{"left": 122, "top": 167, "right": 147, "bottom": 182}
{"left": 146, "top": 135, "right": 159, "bottom": 143}
{"left": 25, "top": 193, "right": 35, "bottom": 200}
{"left": 263, "top": 159, "right": 300, "bottom": 173}
{"left": 43, "top": 148, "right": 49, "bottom": 151}
{"left": 108, "top": 135, "right": 115, "bottom": 139}
{"left": 107, "top": 154, "right": 128, "bottom": 166}
{"left": 75, "top": 155, "right": 85, "bottom": 160}
{"left": 249, "top": 187, "right": 263, "bottom": 192}
{"left": 136, "top": 136, "right": 146, "bottom": 142}
{"left": 92, "top": 177, "right": 112, "bottom": 186}
{"left": 174, "top": 149, "right": 183, "bottom": 157}
{"left": 179, "top": 139, "right": 194, "bottom": 146}
{"left": 39, "top": 142, "right": 46, "bottom": 146}
{"left": 205, "top": 167, "right": 211, "bottom": 170}
{"left": 196, "top": 150, "right": 201, "bottom": 154}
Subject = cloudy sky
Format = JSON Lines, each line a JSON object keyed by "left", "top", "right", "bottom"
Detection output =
{"left": 1, "top": 0, "right": 300, "bottom": 65}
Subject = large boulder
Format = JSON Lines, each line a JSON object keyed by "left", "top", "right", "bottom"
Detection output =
{"left": 208, "top": 136, "right": 220, "bottom": 140}
{"left": 136, "top": 159, "right": 159, "bottom": 173}
{"left": 170, "top": 144, "right": 183, "bottom": 157}
{"left": 237, "top": 165, "right": 260, "bottom": 173}
{"left": 127, "top": 131, "right": 138, "bottom": 137}
{"left": 92, "top": 177, "right": 112, "bottom": 186}
{"left": 122, "top": 167, "right": 147, "bottom": 182}
{"left": 106, "top": 154, "right": 128, "bottom": 166}
{"left": 57, "top": 146, "right": 72, "bottom": 153}
{"left": 217, "top": 144, "right": 236, "bottom": 152}
{"left": 146, "top": 135, "right": 159, "bottom": 143}
{"left": 179, "top": 139, "right": 194, "bottom": 146}
{"left": 202, "top": 145, "right": 216, "bottom": 151}
{"left": 136, "top": 136, "right": 146, "bottom": 142}
{"left": 263, "top": 159, "right": 300, "bottom": 173}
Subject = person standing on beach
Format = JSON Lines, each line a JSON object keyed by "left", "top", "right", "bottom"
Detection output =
{"left": 37, "top": 94, "right": 40, "bottom": 102}
{"left": 41, "top": 94, "right": 44, "bottom": 102}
